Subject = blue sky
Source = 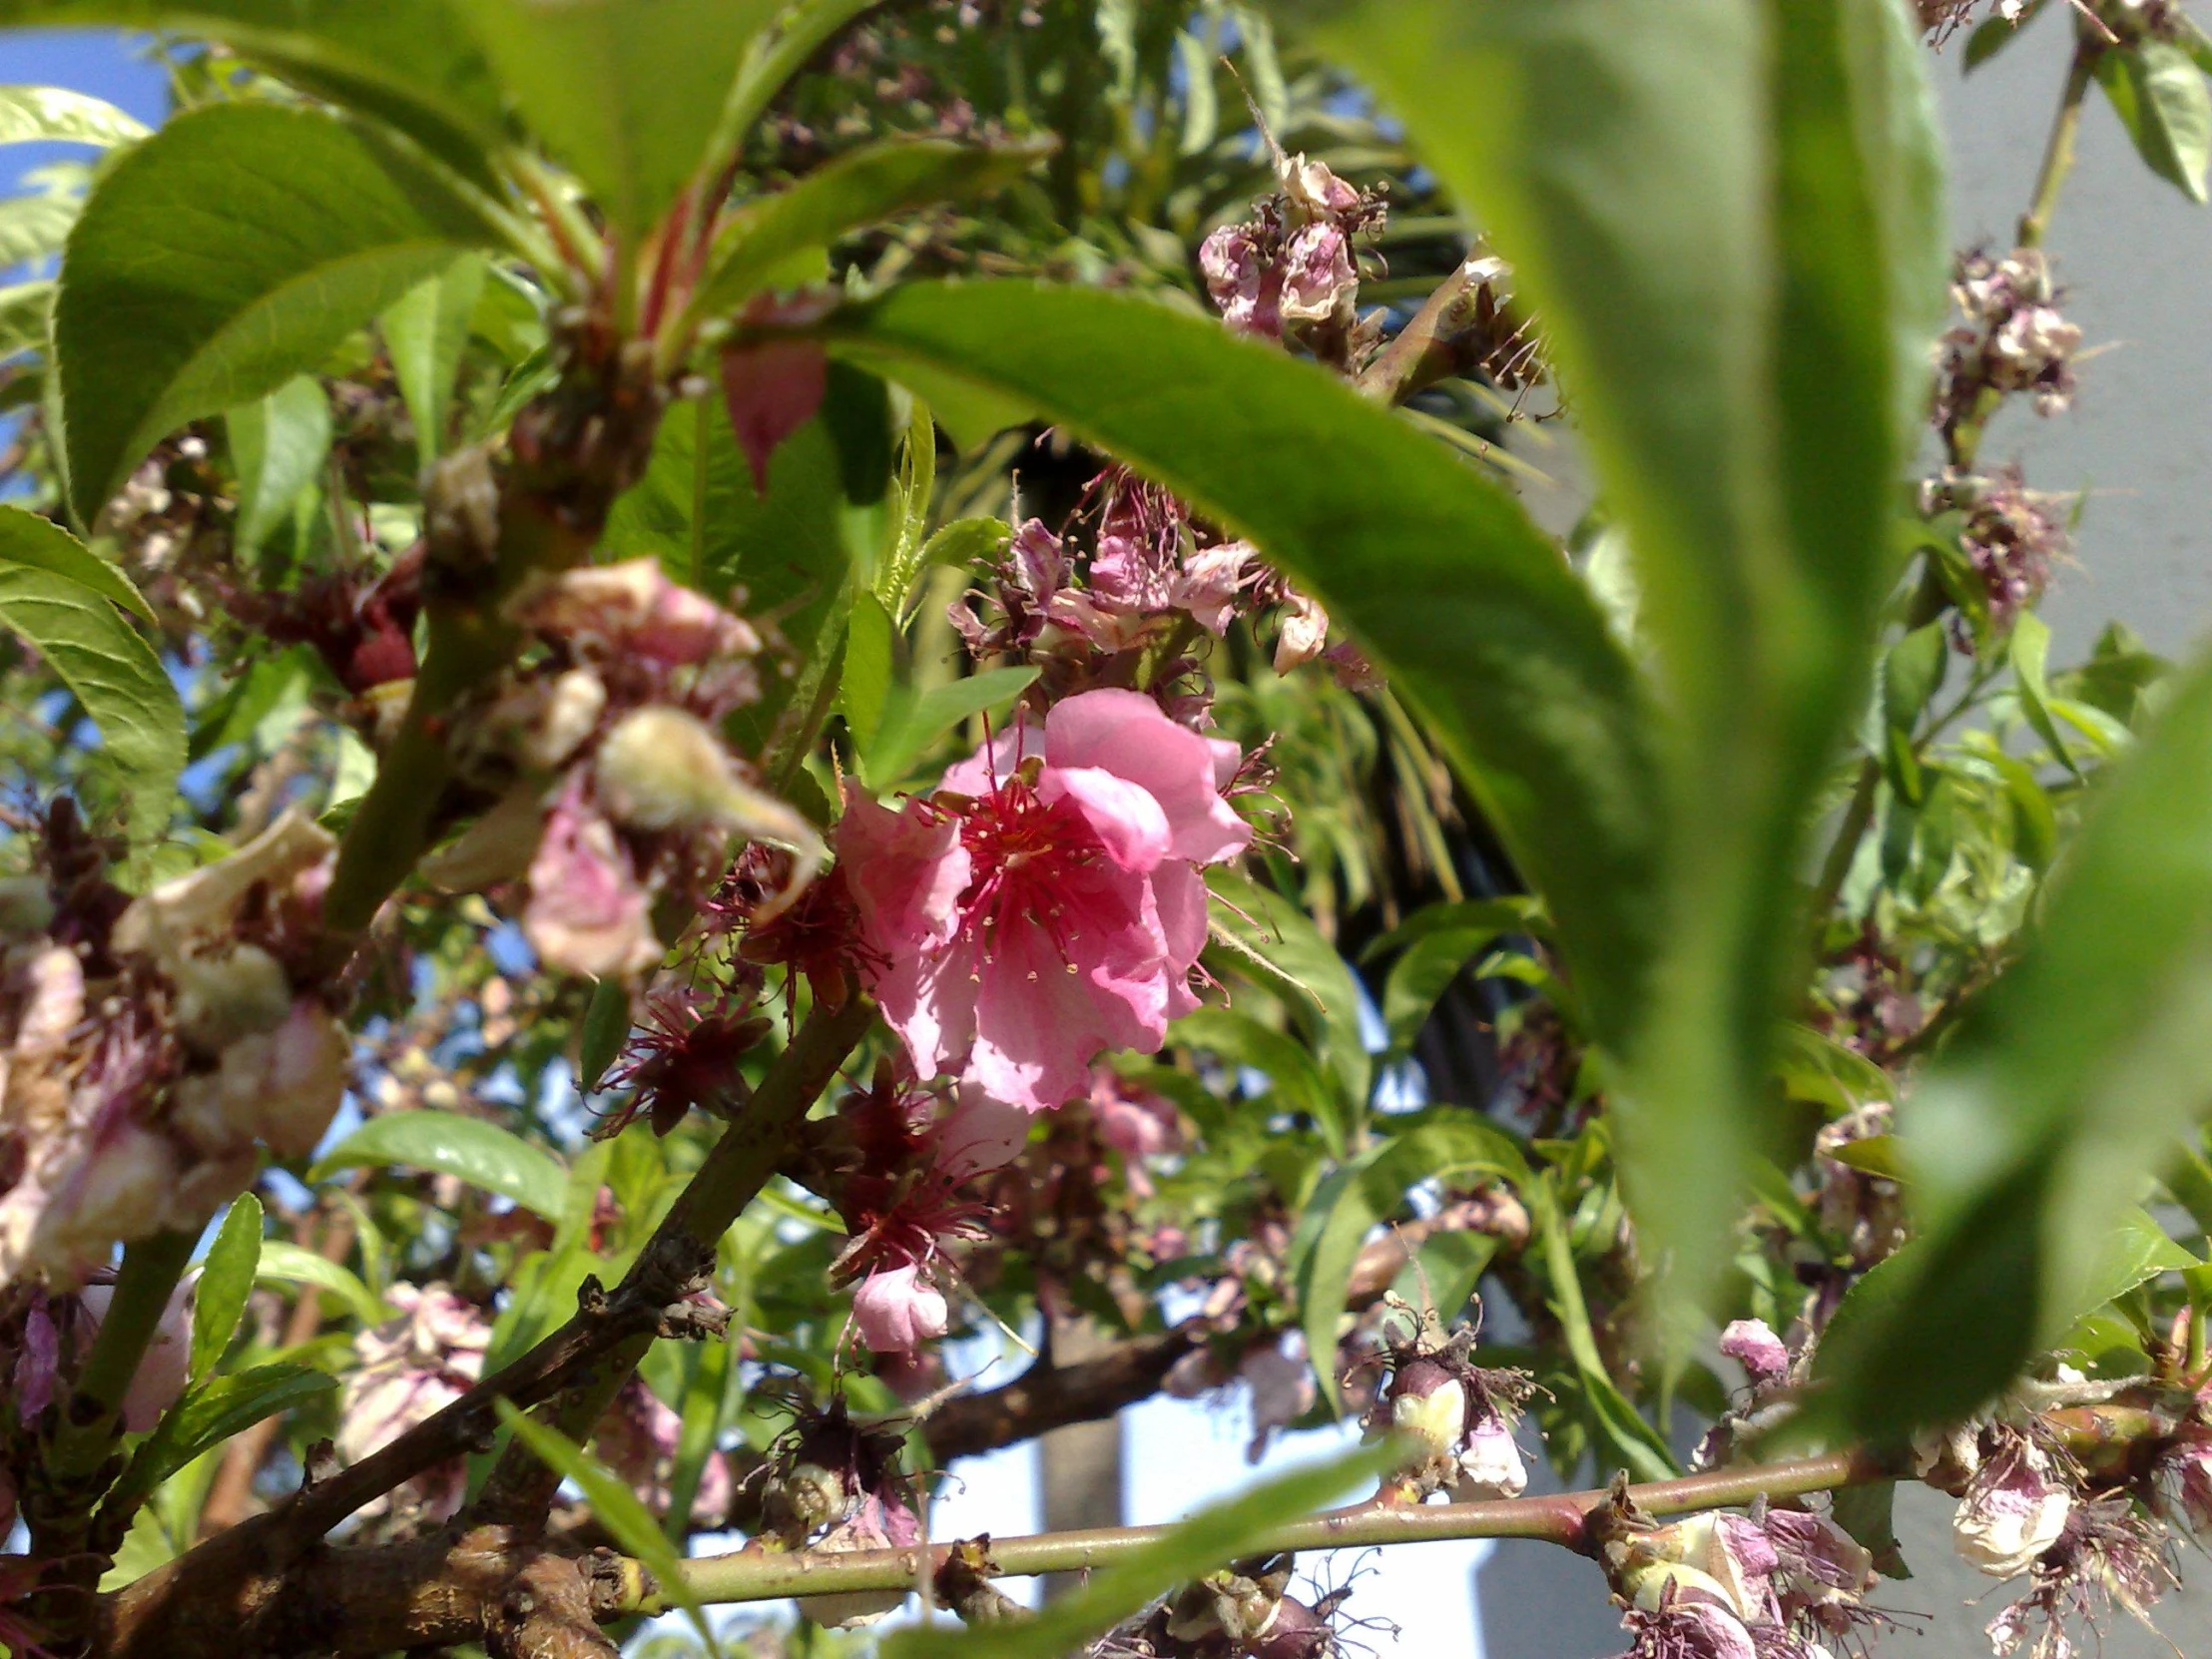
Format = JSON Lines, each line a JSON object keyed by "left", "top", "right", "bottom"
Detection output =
{"left": 0, "top": 26, "right": 1496, "bottom": 1658}
{"left": 1, "top": 29, "right": 164, "bottom": 193}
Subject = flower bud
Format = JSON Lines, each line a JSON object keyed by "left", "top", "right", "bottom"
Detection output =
{"left": 1953, "top": 1443, "right": 2071, "bottom": 1577}
{"left": 1454, "top": 1403, "right": 1529, "bottom": 1499}
{"left": 519, "top": 669, "right": 606, "bottom": 771}
{"left": 171, "top": 943, "right": 292, "bottom": 1055}
{"left": 850, "top": 1263, "right": 948, "bottom": 1354}
{"left": 1387, "top": 1359, "right": 1465, "bottom": 1455}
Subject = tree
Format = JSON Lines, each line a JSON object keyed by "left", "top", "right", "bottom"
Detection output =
{"left": 0, "top": 1, "right": 2208, "bottom": 1656}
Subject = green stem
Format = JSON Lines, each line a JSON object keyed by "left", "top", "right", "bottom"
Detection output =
{"left": 31, "top": 1228, "right": 195, "bottom": 1568}
{"left": 2017, "top": 35, "right": 2098, "bottom": 252}
{"left": 48, "top": 1231, "right": 194, "bottom": 1478}
{"left": 644, "top": 1451, "right": 1883, "bottom": 1610}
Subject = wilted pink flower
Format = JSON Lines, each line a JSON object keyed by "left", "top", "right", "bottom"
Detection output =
{"left": 2160, "top": 1440, "right": 2212, "bottom": 1532}
{"left": 1273, "top": 591, "right": 1331, "bottom": 673}
{"left": 1954, "top": 1438, "right": 2072, "bottom": 1578}
{"left": 1278, "top": 224, "right": 1356, "bottom": 327}
{"left": 591, "top": 1376, "right": 734, "bottom": 1521}
{"left": 78, "top": 1277, "right": 194, "bottom": 1433}
{"left": 850, "top": 1263, "right": 948, "bottom": 1355}
{"left": 521, "top": 787, "right": 661, "bottom": 979}
{"left": 837, "top": 688, "right": 1249, "bottom": 1114}
{"left": 1200, "top": 226, "right": 1274, "bottom": 336}
{"left": 1616, "top": 1585, "right": 1760, "bottom": 1659}
{"left": 173, "top": 996, "right": 349, "bottom": 1160}
{"left": 798, "top": 1492, "right": 923, "bottom": 1628}
{"left": 1719, "top": 1320, "right": 1793, "bottom": 1393}
{"left": 1456, "top": 1402, "right": 1529, "bottom": 1499}
{"left": 1090, "top": 1067, "right": 1180, "bottom": 1196}
{"left": 1240, "top": 1336, "right": 1316, "bottom": 1462}
{"left": 509, "top": 557, "right": 761, "bottom": 669}
{"left": 338, "top": 1282, "right": 491, "bottom": 1518}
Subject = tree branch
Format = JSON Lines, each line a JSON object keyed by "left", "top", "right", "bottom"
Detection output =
{"left": 98, "top": 995, "right": 876, "bottom": 1657}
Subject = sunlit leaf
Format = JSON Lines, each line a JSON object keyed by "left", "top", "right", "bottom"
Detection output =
{"left": 310, "top": 1109, "right": 569, "bottom": 1220}
{"left": 190, "top": 1193, "right": 264, "bottom": 1383}
{"left": 56, "top": 102, "right": 496, "bottom": 520}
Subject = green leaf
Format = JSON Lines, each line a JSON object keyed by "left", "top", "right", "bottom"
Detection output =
{"left": 56, "top": 102, "right": 496, "bottom": 521}
{"left": 0, "top": 277, "right": 50, "bottom": 359}
{"left": 694, "top": 138, "right": 1048, "bottom": 320}
{"left": 381, "top": 252, "right": 485, "bottom": 467}
{"left": 816, "top": 282, "right": 1664, "bottom": 1059}
{"left": 578, "top": 976, "right": 632, "bottom": 1093}
{"left": 1299, "top": 0, "right": 1945, "bottom": 1303}
{"left": 1963, "top": 0, "right": 2046, "bottom": 72}
{"left": 2008, "top": 611, "right": 2080, "bottom": 778}
{"left": 0, "top": 192, "right": 79, "bottom": 269}
{"left": 1298, "top": 1122, "right": 1528, "bottom": 1410}
{"left": 1381, "top": 921, "right": 1523, "bottom": 1053}
{"left": 310, "top": 1109, "right": 569, "bottom": 1220}
{"left": 2096, "top": 42, "right": 2212, "bottom": 205}
{"left": 1815, "top": 653, "right": 2212, "bottom": 1434}
{"left": 0, "top": 85, "right": 150, "bottom": 148}
{"left": 603, "top": 391, "right": 852, "bottom": 743}
{"left": 0, "top": 2, "right": 507, "bottom": 179}
{"left": 1173, "top": 1006, "right": 1345, "bottom": 1155}
{"left": 497, "top": 1401, "right": 716, "bottom": 1646}
{"left": 1204, "top": 869, "right": 1372, "bottom": 1115}
{"left": 107, "top": 1364, "right": 335, "bottom": 1519}
{"left": 1815, "top": 1209, "right": 2194, "bottom": 1435}
{"left": 457, "top": 0, "right": 778, "bottom": 248}
{"left": 0, "top": 528, "right": 184, "bottom": 841}
{"left": 190, "top": 1193, "right": 264, "bottom": 1383}
{"left": 228, "top": 376, "right": 333, "bottom": 559}
{"left": 1529, "top": 1172, "right": 1678, "bottom": 1480}
{"left": 883, "top": 1441, "right": 1399, "bottom": 1659}
{"left": 1359, "top": 896, "right": 1548, "bottom": 963}
{"left": 255, "top": 1241, "right": 387, "bottom": 1329}
{"left": 837, "top": 589, "right": 896, "bottom": 755}
{"left": 0, "top": 502, "right": 153, "bottom": 621}
{"left": 863, "top": 664, "right": 1038, "bottom": 787}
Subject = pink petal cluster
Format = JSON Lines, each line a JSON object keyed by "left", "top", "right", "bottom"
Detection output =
{"left": 851, "top": 1263, "right": 948, "bottom": 1354}
{"left": 337, "top": 1282, "right": 492, "bottom": 1519}
{"left": 837, "top": 688, "right": 1250, "bottom": 1115}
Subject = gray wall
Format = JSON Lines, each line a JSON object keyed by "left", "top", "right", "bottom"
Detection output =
{"left": 1480, "top": 14, "right": 2212, "bottom": 1655}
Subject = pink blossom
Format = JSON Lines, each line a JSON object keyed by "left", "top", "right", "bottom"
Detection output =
{"left": 79, "top": 1277, "right": 193, "bottom": 1432}
{"left": 509, "top": 558, "right": 760, "bottom": 669}
{"left": 934, "top": 1086, "right": 1031, "bottom": 1179}
{"left": 521, "top": 788, "right": 661, "bottom": 979}
{"left": 592, "top": 1376, "right": 734, "bottom": 1521}
{"left": 837, "top": 688, "right": 1250, "bottom": 1114}
{"left": 1200, "top": 226, "right": 1273, "bottom": 336}
{"left": 1719, "top": 1319, "right": 1793, "bottom": 1393}
{"left": 850, "top": 1263, "right": 948, "bottom": 1354}
{"left": 1090, "top": 1068, "right": 1180, "bottom": 1196}
{"left": 338, "top": 1283, "right": 491, "bottom": 1518}
{"left": 1278, "top": 223, "right": 1356, "bottom": 326}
